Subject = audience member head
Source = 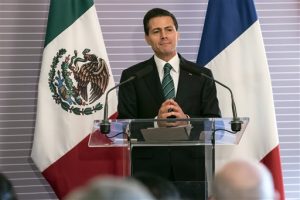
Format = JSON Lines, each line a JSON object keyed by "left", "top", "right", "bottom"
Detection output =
{"left": 63, "top": 176, "right": 155, "bottom": 200}
{"left": 143, "top": 8, "right": 178, "bottom": 35}
{"left": 0, "top": 173, "right": 17, "bottom": 200}
{"left": 133, "top": 173, "right": 181, "bottom": 200}
{"left": 212, "top": 159, "right": 279, "bottom": 200}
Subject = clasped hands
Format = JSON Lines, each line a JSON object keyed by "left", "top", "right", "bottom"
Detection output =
{"left": 157, "top": 99, "right": 189, "bottom": 127}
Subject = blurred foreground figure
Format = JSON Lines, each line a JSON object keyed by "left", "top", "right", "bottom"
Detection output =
{"left": 212, "top": 160, "right": 279, "bottom": 200}
{"left": 63, "top": 176, "right": 155, "bottom": 200}
{"left": 133, "top": 173, "right": 181, "bottom": 200}
{"left": 0, "top": 173, "right": 17, "bottom": 200}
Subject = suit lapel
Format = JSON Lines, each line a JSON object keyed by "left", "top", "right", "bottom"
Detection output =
{"left": 143, "top": 58, "right": 165, "bottom": 105}
{"left": 176, "top": 58, "right": 193, "bottom": 104}
{"left": 142, "top": 55, "right": 193, "bottom": 107}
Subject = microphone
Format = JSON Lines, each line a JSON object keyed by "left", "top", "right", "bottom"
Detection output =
{"left": 100, "top": 66, "right": 153, "bottom": 134}
{"left": 181, "top": 65, "right": 242, "bottom": 131}
{"left": 100, "top": 76, "right": 135, "bottom": 134}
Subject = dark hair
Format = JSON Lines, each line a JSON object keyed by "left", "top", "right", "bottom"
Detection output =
{"left": 143, "top": 8, "right": 178, "bottom": 35}
{"left": 0, "top": 173, "right": 17, "bottom": 200}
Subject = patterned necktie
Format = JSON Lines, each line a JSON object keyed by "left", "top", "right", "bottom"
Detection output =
{"left": 162, "top": 63, "right": 175, "bottom": 99}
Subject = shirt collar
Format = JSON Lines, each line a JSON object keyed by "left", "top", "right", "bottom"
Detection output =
{"left": 154, "top": 54, "right": 180, "bottom": 73}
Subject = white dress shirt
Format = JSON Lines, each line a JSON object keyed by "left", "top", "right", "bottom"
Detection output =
{"left": 154, "top": 54, "right": 180, "bottom": 97}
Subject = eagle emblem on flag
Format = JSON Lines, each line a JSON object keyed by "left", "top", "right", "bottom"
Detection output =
{"left": 48, "top": 48, "right": 109, "bottom": 115}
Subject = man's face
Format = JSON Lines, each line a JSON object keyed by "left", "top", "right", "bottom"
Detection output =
{"left": 145, "top": 16, "right": 179, "bottom": 61}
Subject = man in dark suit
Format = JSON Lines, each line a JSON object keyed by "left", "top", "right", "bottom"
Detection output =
{"left": 117, "top": 8, "right": 221, "bottom": 199}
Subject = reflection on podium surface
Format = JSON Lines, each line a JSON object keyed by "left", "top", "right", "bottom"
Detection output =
{"left": 89, "top": 120, "right": 130, "bottom": 147}
{"left": 88, "top": 118, "right": 249, "bottom": 200}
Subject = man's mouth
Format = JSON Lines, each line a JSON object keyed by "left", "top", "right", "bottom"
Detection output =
{"left": 160, "top": 42, "right": 171, "bottom": 46}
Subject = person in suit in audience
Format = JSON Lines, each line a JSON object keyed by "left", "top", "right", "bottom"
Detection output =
{"left": 63, "top": 176, "right": 155, "bottom": 200}
{"left": 117, "top": 8, "right": 221, "bottom": 200}
{"left": 0, "top": 173, "right": 18, "bottom": 200}
{"left": 211, "top": 159, "right": 279, "bottom": 200}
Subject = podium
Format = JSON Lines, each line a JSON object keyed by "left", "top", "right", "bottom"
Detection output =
{"left": 88, "top": 118, "right": 249, "bottom": 199}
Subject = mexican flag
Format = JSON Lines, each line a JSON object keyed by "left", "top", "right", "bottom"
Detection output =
{"left": 31, "top": 0, "right": 125, "bottom": 198}
{"left": 197, "top": 0, "right": 285, "bottom": 199}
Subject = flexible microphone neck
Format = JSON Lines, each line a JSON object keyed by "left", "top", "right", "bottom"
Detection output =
{"left": 181, "top": 65, "right": 242, "bottom": 131}
{"left": 100, "top": 76, "right": 135, "bottom": 134}
{"left": 100, "top": 65, "right": 153, "bottom": 134}
{"left": 200, "top": 73, "right": 241, "bottom": 131}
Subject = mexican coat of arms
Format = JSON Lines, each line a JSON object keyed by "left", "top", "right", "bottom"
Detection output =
{"left": 48, "top": 48, "right": 109, "bottom": 115}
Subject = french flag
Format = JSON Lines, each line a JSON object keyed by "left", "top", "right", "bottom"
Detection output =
{"left": 197, "top": 0, "right": 285, "bottom": 199}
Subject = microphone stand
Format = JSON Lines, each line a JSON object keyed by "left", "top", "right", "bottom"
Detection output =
{"left": 211, "top": 120, "right": 216, "bottom": 177}
{"left": 100, "top": 76, "right": 135, "bottom": 134}
{"left": 100, "top": 64, "right": 153, "bottom": 134}
{"left": 200, "top": 73, "right": 242, "bottom": 132}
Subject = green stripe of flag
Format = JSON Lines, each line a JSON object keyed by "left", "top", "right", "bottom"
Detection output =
{"left": 45, "top": 0, "right": 94, "bottom": 47}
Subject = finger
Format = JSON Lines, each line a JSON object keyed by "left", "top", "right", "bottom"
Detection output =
{"left": 170, "top": 105, "right": 183, "bottom": 113}
{"left": 159, "top": 102, "right": 171, "bottom": 115}
{"left": 167, "top": 111, "right": 178, "bottom": 118}
{"left": 159, "top": 111, "right": 172, "bottom": 119}
{"left": 165, "top": 121, "right": 177, "bottom": 127}
{"left": 167, "top": 104, "right": 174, "bottom": 112}
{"left": 162, "top": 99, "right": 173, "bottom": 106}
{"left": 168, "top": 99, "right": 178, "bottom": 105}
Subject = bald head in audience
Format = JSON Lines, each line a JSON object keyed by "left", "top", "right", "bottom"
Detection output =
{"left": 212, "top": 160, "right": 279, "bottom": 200}
{"left": 64, "top": 176, "right": 155, "bottom": 200}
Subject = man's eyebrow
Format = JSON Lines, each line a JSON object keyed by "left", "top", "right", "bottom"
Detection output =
{"left": 151, "top": 25, "right": 174, "bottom": 31}
{"left": 164, "top": 25, "right": 174, "bottom": 29}
{"left": 151, "top": 27, "right": 161, "bottom": 31}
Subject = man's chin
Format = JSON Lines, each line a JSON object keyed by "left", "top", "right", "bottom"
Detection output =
{"left": 160, "top": 50, "right": 176, "bottom": 56}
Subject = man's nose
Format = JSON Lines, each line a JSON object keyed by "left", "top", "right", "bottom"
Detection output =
{"left": 161, "top": 30, "right": 167, "bottom": 38}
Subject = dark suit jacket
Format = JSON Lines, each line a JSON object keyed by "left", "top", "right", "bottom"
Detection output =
{"left": 117, "top": 54, "right": 221, "bottom": 183}
{"left": 118, "top": 54, "right": 220, "bottom": 119}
